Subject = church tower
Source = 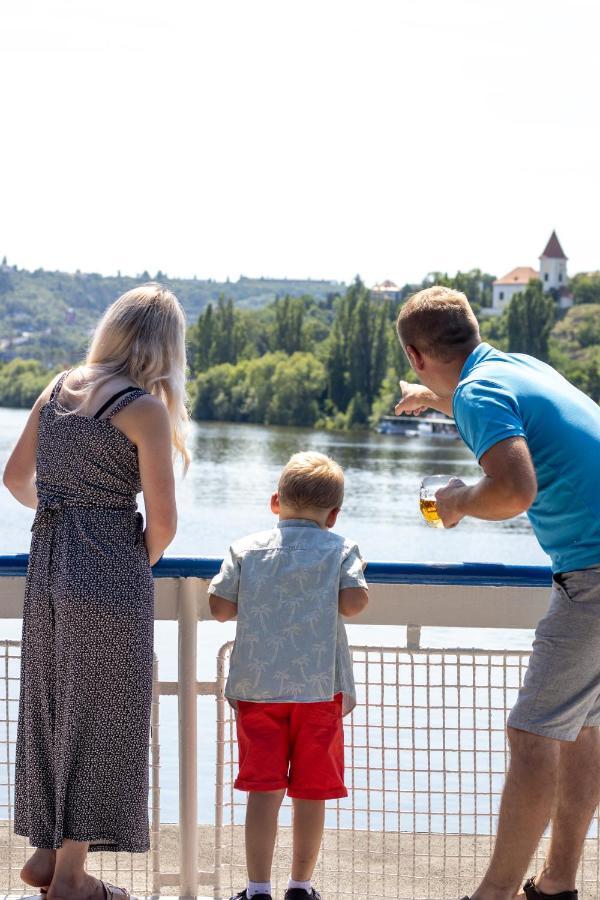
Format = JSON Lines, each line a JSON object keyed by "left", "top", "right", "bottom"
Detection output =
{"left": 539, "top": 231, "right": 567, "bottom": 293}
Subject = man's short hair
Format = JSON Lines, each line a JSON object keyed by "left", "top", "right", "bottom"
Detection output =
{"left": 278, "top": 451, "right": 344, "bottom": 510}
{"left": 396, "top": 286, "right": 480, "bottom": 361}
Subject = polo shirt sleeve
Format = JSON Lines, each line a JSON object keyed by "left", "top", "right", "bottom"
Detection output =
{"left": 340, "top": 543, "right": 368, "bottom": 591}
{"left": 208, "top": 544, "right": 241, "bottom": 603}
{"left": 453, "top": 379, "right": 526, "bottom": 463}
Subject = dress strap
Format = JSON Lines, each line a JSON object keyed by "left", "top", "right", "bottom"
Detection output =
{"left": 104, "top": 388, "right": 147, "bottom": 421}
{"left": 49, "top": 370, "right": 71, "bottom": 403}
{"left": 93, "top": 387, "right": 140, "bottom": 420}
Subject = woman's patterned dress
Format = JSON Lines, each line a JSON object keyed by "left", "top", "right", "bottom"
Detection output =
{"left": 14, "top": 372, "right": 155, "bottom": 853}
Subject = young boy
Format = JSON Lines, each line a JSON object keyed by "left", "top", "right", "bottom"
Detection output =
{"left": 209, "top": 451, "right": 369, "bottom": 900}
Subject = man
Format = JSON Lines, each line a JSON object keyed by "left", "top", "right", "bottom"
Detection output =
{"left": 395, "top": 286, "right": 600, "bottom": 900}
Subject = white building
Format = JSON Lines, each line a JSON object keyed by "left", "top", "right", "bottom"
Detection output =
{"left": 370, "top": 280, "right": 403, "bottom": 302}
{"left": 491, "top": 266, "right": 539, "bottom": 316}
{"left": 488, "top": 231, "right": 573, "bottom": 316}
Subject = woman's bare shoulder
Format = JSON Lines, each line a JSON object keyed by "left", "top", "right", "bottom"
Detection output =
{"left": 114, "top": 393, "right": 171, "bottom": 440}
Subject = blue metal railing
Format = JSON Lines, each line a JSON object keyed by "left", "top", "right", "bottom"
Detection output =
{"left": 0, "top": 554, "right": 553, "bottom": 587}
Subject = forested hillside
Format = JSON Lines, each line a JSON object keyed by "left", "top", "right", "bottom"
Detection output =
{"left": 1, "top": 261, "right": 599, "bottom": 428}
{"left": 0, "top": 260, "right": 341, "bottom": 366}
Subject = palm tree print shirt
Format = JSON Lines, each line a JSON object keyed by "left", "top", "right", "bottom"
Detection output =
{"left": 208, "top": 519, "right": 367, "bottom": 715}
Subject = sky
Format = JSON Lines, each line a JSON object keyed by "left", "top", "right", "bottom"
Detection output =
{"left": 1, "top": 0, "right": 598, "bottom": 287}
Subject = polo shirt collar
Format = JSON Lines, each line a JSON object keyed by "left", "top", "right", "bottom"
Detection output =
{"left": 278, "top": 518, "right": 322, "bottom": 529}
{"left": 459, "top": 342, "right": 493, "bottom": 381}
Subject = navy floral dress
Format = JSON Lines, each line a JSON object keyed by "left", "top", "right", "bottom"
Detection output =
{"left": 14, "top": 372, "right": 154, "bottom": 853}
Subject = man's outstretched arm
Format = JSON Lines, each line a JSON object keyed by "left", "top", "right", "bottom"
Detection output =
{"left": 435, "top": 437, "right": 538, "bottom": 527}
{"left": 394, "top": 380, "right": 454, "bottom": 418}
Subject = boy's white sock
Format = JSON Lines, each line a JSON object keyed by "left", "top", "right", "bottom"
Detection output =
{"left": 287, "top": 878, "right": 312, "bottom": 893}
{"left": 247, "top": 881, "right": 272, "bottom": 897}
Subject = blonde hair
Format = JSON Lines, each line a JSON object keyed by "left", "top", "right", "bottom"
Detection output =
{"left": 278, "top": 451, "right": 344, "bottom": 510}
{"left": 397, "top": 286, "right": 480, "bottom": 361}
{"left": 62, "top": 283, "right": 190, "bottom": 470}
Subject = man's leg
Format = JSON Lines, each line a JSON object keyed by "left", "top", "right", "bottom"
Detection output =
{"left": 470, "top": 727, "right": 560, "bottom": 900}
{"left": 534, "top": 726, "right": 600, "bottom": 894}
{"left": 245, "top": 789, "right": 286, "bottom": 884}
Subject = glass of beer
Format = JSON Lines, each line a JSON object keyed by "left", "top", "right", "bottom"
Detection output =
{"left": 419, "top": 475, "right": 451, "bottom": 528}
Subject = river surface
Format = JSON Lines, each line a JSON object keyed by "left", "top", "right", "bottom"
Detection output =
{"left": 0, "top": 408, "right": 548, "bottom": 827}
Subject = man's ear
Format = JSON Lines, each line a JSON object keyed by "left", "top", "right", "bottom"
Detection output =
{"left": 326, "top": 507, "right": 341, "bottom": 528}
{"left": 270, "top": 492, "right": 280, "bottom": 514}
{"left": 406, "top": 344, "right": 425, "bottom": 372}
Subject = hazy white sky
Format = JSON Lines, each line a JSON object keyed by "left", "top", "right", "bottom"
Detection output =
{"left": 1, "top": 0, "right": 598, "bottom": 286}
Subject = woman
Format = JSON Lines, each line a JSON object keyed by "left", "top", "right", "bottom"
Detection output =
{"left": 3, "top": 284, "right": 189, "bottom": 900}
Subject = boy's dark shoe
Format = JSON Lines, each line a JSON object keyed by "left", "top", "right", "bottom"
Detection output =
{"left": 231, "top": 891, "right": 272, "bottom": 900}
{"left": 523, "top": 877, "right": 578, "bottom": 899}
{"left": 284, "top": 889, "right": 321, "bottom": 900}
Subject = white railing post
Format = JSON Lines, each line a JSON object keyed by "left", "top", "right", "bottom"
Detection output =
{"left": 178, "top": 578, "right": 198, "bottom": 898}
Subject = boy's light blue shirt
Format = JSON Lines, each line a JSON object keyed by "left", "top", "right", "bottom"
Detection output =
{"left": 453, "top": 342, "right": 600, "bottom": 574}
{"left": 208, "top": 519, "right": 367, "bottom": 715}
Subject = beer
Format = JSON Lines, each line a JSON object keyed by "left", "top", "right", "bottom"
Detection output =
{"left": 419, "top": 498, "right": 442, "bottom": 528}
{"left": 419, "top": 474, "right": 451, "bottom": 528}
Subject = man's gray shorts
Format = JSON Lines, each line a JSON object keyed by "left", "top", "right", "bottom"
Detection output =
{"left": 508, "top": 565, "right": 600, "bottom": 742}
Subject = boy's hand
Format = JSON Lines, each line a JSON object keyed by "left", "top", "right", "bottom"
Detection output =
{"left": 394, "top": 380, "right": 432, "bottom": 416}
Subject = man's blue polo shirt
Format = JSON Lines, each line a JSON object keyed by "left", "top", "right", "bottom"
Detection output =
{"left": 452, "top": 342, "right": 600, "bottom": 574}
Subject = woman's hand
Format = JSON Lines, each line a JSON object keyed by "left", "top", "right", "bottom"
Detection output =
{"left": 118, "top": 396, "right": 178, "bottom": 566}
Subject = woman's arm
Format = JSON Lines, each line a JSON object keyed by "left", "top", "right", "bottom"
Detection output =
{"left": 2, "top": 375, "right": 61, "bottom": 509}
{"left": 118, "top": 395, "right": 178, "bottom": 565}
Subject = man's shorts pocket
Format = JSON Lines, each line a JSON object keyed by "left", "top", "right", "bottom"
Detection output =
{"left": 553, "top": 567, "right": 600, "bottom": 604}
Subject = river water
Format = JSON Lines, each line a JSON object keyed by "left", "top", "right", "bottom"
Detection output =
{"left": 0, "top": 408, "right": 549, "bottom": 826}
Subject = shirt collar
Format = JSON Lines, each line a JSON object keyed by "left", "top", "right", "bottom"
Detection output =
{"left": 278, "top": 518, "right": 322, "bottom": 530}
{"left": 458, "top": 342, "right": 493, "bottom": 382}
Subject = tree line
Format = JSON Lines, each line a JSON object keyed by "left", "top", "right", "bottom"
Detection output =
{"left": 1, "top": 269, "right": 599, "bottom": 422}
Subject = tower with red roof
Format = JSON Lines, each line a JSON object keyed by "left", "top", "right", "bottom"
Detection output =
{"left": 539, "top": 231, "right": 570, "bottom": 305}
{"left": 489, "top": 231, "right": 572, "bottom": 315}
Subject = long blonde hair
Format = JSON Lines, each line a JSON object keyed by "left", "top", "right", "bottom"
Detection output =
{"left": 61, "top": 283, "right": 190, "bottom": 470}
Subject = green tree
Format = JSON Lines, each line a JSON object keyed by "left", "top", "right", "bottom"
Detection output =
{"left": 0, "top": 359, "right": 57, "bottom": 407}
{"left": 571, "top": 272, "right": 600, "bottom": 305}
{"left": 270, "top": 296, "right": 306, "bottom": 354}
{"left": 507, "top": 281, "right": 555, "bottom": 360}
{"left": 325, "top": 277, "right": 389, "bottom": 413}
{"left": 266, "top": 353, "right": 326, "bottom": 426}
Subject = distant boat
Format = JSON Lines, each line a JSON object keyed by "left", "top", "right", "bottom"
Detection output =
{"left": 377, "top": 416, "right": 420, "bottom": 436}
{"left": 417, "top": 415, "right": 460, "bottom": 440}
{"left": 377, "top": 414, "right": 460, "bottom": 440}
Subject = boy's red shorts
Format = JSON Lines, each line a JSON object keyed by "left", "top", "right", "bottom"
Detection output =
{"left": 234, "top": 693, "right": 347, "bottom": 800}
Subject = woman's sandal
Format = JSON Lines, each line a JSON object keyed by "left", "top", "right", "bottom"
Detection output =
{"left": 522, "top": 876, "right": 578, "bottom": 899}
{"left": 37, "top": 882, "right": 129, "bottom": 900}
{"left": 99, "top": 881, "right": 131, "bottom": 900}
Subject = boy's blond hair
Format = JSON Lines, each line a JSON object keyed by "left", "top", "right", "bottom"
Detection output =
{"left": 396, "top": 286, "right": 480, "bottom": 361}
{"left": 278, "top": 452, "right": 344, "bottom": 510}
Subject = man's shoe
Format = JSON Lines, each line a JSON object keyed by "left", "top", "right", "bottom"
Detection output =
{"left": 523, "top": 876, "right": 578, "bottom": 899}
{"left": 284, "top": 889, "right": 322, "bottom": 900}
{"left": 231, "top": 891, "right": 272, "bottom": 900}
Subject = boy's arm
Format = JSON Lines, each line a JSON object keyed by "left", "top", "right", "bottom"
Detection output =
{"left": 208, "top": 544, "right": 241, "bottom": 622}
{"left": 209, "top": 594, "right": 238, "bottom": 622}
{"left": 339, "top": 543, "right": 369, "bottom": 617}
{"left": 339, "top": 587, "right": 369, "bottom": 617}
